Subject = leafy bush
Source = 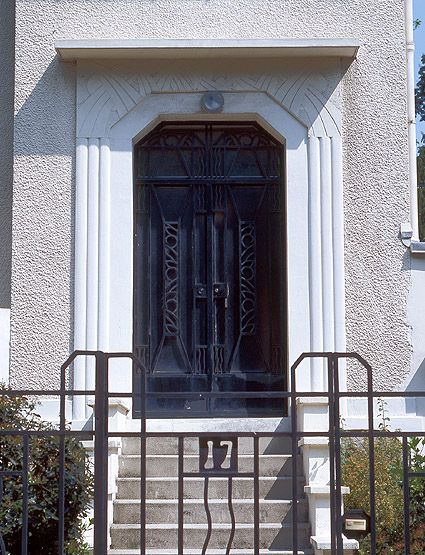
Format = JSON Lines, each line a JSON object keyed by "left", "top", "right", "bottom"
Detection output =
{"left": 341, "top": 400, "right": 425, "bottom": 554}
{"left": 0, "top": 390, "right": 94, "bottom": 554}
{"left": 418, "top": 185, "right": 425, "bottom": 241}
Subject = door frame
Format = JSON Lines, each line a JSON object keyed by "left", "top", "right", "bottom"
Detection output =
{"left": 72, "top": 74, "right": 348, "bottom": 422}
{"left": 132, "top": 120, "right": 289, "bottom": 418}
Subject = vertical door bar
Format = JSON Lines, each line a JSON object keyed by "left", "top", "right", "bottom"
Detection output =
{"left": 327, "top": 354, "right": 337, "bottom": 553}
{"left": 290, "top": 362, "right": 299, "bottom": 555}
{"left": 333, "top": 354, "right": 344, "bottom": 552}
{"left": 206, "top": 182, "right": 214, "bottom": 406}
{"left": 178, "top": 437, "right": 184, "bottom": 555}
{"left": 367, "top": 361, "right": 377, "bottom": 555}
{"left": 94, "top": 351, "right": 109, "bottom": 555}
{"left": 402, "top": 436, "right": 410, "bottom": 554}
{"left": 139, "top": 353, "right": 147, "bottom": 555}
{"left": 58, "top": 353, "right": 67, "bottom": 554}
{"left": 21, "top": 433, "right": 29, "bottom": 555}
{"left": 253, "top": 436, "right": 260, "bottom": 555}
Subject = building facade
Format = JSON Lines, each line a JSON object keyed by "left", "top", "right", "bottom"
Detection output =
{"left": 1, "top": 0, "right": 425, "bottom": 552}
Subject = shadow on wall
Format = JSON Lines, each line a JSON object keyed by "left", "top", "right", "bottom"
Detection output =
{"left": 406, "top": 358, "right": 425, "bottom": 416}
{"left": 0, "top": 0, "right": 15, "bottom": 309}
{"left": 13, "top": 55, "right": 77, "bottom": 357}
{"left": 14, "top": 56, "right": 76, "bottom": 156}
{"left": 406, "top": 256, "right": 425, "bottom": 416}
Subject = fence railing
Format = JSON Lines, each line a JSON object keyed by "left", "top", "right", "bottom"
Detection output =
{"left": 0, "top": 351, "right": 424, "bottom": 554}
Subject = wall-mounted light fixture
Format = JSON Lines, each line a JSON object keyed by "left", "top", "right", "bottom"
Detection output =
{"left": 201, "top": 92, "right": 224, "bottom": 113}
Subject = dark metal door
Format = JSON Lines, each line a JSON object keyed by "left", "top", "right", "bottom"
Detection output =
{"left": 134, "top": 122, "right": 286, "bottom": 416}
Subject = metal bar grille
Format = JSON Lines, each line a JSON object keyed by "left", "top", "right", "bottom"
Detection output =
{"left": 0, "top": 350, "right": 425, "bottom": 553}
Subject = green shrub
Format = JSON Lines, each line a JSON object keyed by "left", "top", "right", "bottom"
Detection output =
{"left": 418, "top": 186, "right": 425, "bottom": 241}
{"left": 0, "top": 390, "right": 94, "bottom": 554}
{"left": 341, "top": 400, "right": 425, "bottom": 554}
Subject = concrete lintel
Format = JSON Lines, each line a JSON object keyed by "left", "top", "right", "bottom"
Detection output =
{"left": 55, "top": 38, "right": 361, "bottom": 61}
{"left": 305, "top": 485, "right": 350, "bottom": 495}
{"left": 298, "top": 437, "right": 329, "bottom": 447}
{"left": 410, "top": 240, "right": 425, "bottom": 255}
{"left": 297, "top": 396, "right": 329, "bottom": 405}
{"left": 311, "top": 535, "right": 359, "bottom": 551}
{"left": 87, "top": 398, "right": 129, "bottom": 413}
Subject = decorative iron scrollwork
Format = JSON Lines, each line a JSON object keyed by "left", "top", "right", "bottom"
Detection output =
{"left": 193, "top": 148, "right": 206, "bottom": 179}
{"left": 212, "top": 183, "right": 225, "bottom": 210}
{"left": 135, "top": 122, "right": 286, "bottom": 415}
{"left": 270, "top": 183, "right": 282, "bottom": 213}
{"left": 240, "top": 222, "right": 256, "bottom": 335}
{"left": 163, "top": 222, "right": 179, "bottom": 336}
{"left": 213, "top": 345, "right": 225, "bottom": 374}
{"left": 194, "top": 184, "right": 206, "bottom": 212}
{"left": 198, "top": 438, "right": 238, "bottom": 554}
{"left": 194, "top": 346, "right": 208, "bottom": 374}
{"left": 137, "top": 122, "right": 282, "bottom": 181}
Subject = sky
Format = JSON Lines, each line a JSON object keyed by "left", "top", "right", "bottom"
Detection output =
{"left": 414, "top": 0, "right": 425, "bottom": 140}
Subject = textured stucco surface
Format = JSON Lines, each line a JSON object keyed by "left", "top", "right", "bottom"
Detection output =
{"left": 11, "top": 0, "right": 411, "bottom": 390}
{"left": 0, "top": 0, "right": 14, "bottom": 309}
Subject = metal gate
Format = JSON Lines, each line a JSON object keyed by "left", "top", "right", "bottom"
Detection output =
{"left": 1, "top": 351, "right": 425, "bottom": 554}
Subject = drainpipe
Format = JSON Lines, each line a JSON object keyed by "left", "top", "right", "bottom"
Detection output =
{"left": 406, "top": 0, "right": 419, "bottom": 241}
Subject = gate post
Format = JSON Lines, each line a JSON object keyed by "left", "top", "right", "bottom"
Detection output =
{"left": 93, "top": 351, "right": 109, "bottom": 554}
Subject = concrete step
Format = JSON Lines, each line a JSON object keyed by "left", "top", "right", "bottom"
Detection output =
{"left": 109, "top": 550, "right": 313, "bottom": 555}
{"left": 110, "top": 523, "right": 311, "bottom": 550}
{"left": 116, "top": 477, "right": 305, "bottom": 500}
{"left": 113, "top": 498, "right": 309, "bottom": 525}
{"left": 118, "top": 454, "right": 296, "bottom": 478}
{"left": 122, "top": 437, "right": 293, "bottom": 456}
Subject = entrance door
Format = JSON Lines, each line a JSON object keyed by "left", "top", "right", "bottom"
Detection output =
{"left": 134, "top": 122, "right": 286, "bottom": 417}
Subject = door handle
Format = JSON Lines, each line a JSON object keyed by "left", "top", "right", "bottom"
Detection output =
{"left": 213, "top": 283, "right": 229, "bottom": 307}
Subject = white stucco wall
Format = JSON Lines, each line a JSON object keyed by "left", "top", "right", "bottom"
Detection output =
{"left": 0, "top": 0, "right": 15, "bottom": 383}
{"left": 0, "top": 0, "right": 14, "bottom": 313}
{"left": 11, "top": 0, "right": 412, "bottom": 392}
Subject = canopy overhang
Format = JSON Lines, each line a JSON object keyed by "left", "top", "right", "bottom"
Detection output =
{"left": 55, "top": 38, "right": 361, "bottom": 61}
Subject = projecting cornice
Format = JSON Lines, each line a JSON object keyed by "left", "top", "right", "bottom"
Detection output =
{"left": 55, "top": 38, "right": 360, "bottom": 61}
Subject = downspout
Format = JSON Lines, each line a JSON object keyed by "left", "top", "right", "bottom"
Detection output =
{"left": 406, "top": 0, "right": 419, "bottom": 241}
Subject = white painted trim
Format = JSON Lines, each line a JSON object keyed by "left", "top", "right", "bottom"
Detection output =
{"left": 331, "top": 137, "right": 347, "bottom": 390}
{"left": 405, "top": 0, "right": 419, "bottom": 240}
{"left": 308, "top": 136, "right": 324, "bottom": 391}
{"left": 0, "top": 308, "right": 10, "bottom": 384}
{"left": 73, "top": 139, "right": 88, "bottom": 420}
{"left": 56, "top": 38, "right": 361, "bottom": 61}
{"left": 98, "top": 139, "right": 111, "bottom": 352}
{"left": 320, "top": 137, "right": 335, "bottom": 356}
{"left": 73, "top": 61, "right": 348, "bottom": 413}
{"left": 85, "top": 139, "right": 100, "bottom": 414}
{"left": 306, "top": 135, "right": 346, "bottom": 392}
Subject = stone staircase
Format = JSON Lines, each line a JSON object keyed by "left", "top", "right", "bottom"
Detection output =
{"left": 108, "top": 435, "right": 312, "bottom": 554}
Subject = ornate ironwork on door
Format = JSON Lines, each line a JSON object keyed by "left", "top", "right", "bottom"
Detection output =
{"left": 134, "top": 122, "right": 287, "bottom": 416}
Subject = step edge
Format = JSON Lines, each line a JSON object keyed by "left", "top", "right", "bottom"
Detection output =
{"left": 114, "top": 499, "right": 295, "bottom": 505}
{"left": 117, "top": 476, "right": 304, "bottom": 481}
{"left": 110, "top": 523, "right": 311, "bottom": 530}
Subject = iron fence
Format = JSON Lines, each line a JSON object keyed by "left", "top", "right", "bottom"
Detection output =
{"left": 0, "top": 351, "right": 424, "bottom": 554}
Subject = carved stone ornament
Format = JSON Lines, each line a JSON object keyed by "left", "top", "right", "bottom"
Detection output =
{"left": 77, "top": 61, "right": 342, "bottom": 138}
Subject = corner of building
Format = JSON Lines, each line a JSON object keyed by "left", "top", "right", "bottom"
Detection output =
{"left": 0, "top": 0, "right": 15, "bottom": 384}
